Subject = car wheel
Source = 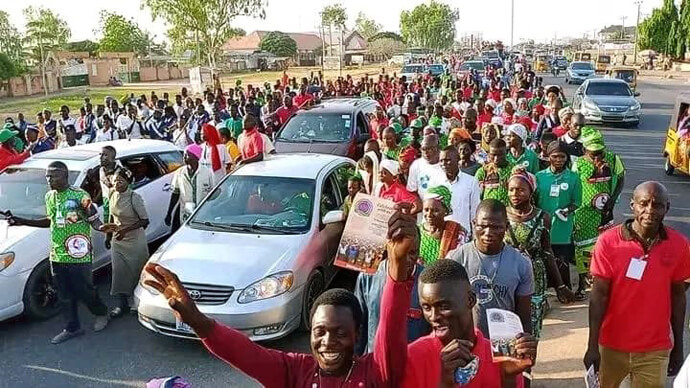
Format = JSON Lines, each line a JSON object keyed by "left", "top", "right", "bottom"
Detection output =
{"left": 664, "top": 156, "right": 675, "bottom": 176}
{"left": 23, "top": 260, "right": 60, "bottom": 320}
{"left": 300, "top": 270, "right": 325, "bottom": 331}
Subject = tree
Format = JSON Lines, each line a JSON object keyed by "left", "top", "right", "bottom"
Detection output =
{"left": 64, "top": 40, "right": 100, "bottom": 56}
{"left": 321, "top": 4, "right": 347, "bottom": 56}
{"left": 678, "top": 0, "right": 690, "bottom": 59}
{"left": 259, "top": 31, "right": 297, "bottom": 57}
{"left": 367, "top": 38, "right": 406, "bottom": 59}
{"left": 369, "top": 31, "right": 405, "bottom": 43}
{"left": 97, "top": 11, "right": 149, "bottom": 54}
{"left": 399, "top": 1, "right": 459, "bottom": 51}
{"left": 142, "top": 0, "right": 266, "bottom": 68}
{"left": 0, "top": 53, "right": 18, "bottom": 81}
{"left": 354, "top": 12, "right": 380, "bottom": 40}
{"left": 23, "top": 6, "right": 71, "bottom": 66}
{"left": 0, "top": 11, "right": 24, "bottom": 73}
{"left": 638, "top": 0, "right": 678, "bottom": 56}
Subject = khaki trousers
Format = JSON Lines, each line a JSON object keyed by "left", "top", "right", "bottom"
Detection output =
{"left": 599, "top": 346, "right": 669, "bottom": 388}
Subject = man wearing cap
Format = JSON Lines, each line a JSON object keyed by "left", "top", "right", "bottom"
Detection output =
{"left": 26, "top": 125, "right": 55, "bottom": 155}
{"left": 535, "top": 141, "right": 582, "bottom": 295}
{"left": 0, "top": 126, "right": 31, "bottom": 171}
{"left": 374, "top": 159, "right": 422, "bottom": 214}
{"left": 506, "top": 124, "right": 540, "bottom": 174}
{"left": 572, "top": 127, "right": 625, "bottom": 299}
{"left": 165, "top": 144, "right": 215, "bottom": 226}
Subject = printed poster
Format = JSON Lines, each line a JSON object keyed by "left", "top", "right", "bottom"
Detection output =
{"left": 487, "top": 308, "right": 524, "bottom": 362}
{"left": 334, "top": 193, "right": 396, "bottom": 274}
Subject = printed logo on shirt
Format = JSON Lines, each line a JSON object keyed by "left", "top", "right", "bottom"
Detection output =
{"left": 65, "top": 235, "right": 90, "bottom": 258}
{"left": 419, "top": 174, "right": 431, "bottom": 190}
{"left": 470, "top": 275, "right": 510, "bottom": 305}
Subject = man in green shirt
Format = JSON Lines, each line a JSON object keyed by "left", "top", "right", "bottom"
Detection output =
{"left": 224, "top": 103, "right": 244, "bottom": 139}
{"left": 535, "top": 142, "right": 582, "bottom": 296}
{"left": 506, "top": 123, "right": 540, "bottom": 174}
{"left": 475, "top": 138, "right": 514, "bottom": 206}
{"left": 8, "top": 161, "right": 110, "bottom": 344}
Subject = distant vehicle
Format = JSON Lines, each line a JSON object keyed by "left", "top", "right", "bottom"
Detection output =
{"left": 458, "top": 61, "right": 486, "bottom": 78}
{"left": 135, "top": 153, "right": 354, "bottom": 341}
{"left": 565, "top": 61, "right": 596, "bottom": 84}
{"left": 274, "top": 98, "right": 378, "bottom": 161}
{"left": 663, "top": 92, "right": 690, "bottom": 176}
{"left": 426, "top": 64, "right": 445, "bottom": 77}
{"left": 399, "top": 64, "right": 425, "bottom": 83}
{"left": 553, "top": 56, "right": 568, "bottom": 70}
{"left": 595, "top": 55, "right": 611, "bottom": 73}
{"left": 572, "top": 78, "right": 641, "bottom": 127}
{"left": 573, "top": 52, "right": 592, "bottom": 62}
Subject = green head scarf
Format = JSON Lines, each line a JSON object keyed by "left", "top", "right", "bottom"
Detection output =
{"left": 426, "top": 186, "right": 453, "bottom": 214}
{"left": 391, "top": 122, "right": 403, "bottom": 135}
{"left": 410, "top": 118, "right": 424, "bottom": 129}
{"left": 429, "top": 116, "right": 442, "bottom": 128}
{"left": 581, "top": 126, "right": 605, "bottom": 152}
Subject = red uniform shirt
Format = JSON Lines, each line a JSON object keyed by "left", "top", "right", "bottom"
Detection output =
{"left": 477, "top": 113, "right": 493, "bottom": 129}
{"left": 275, "top": 105, "right": 297, "bottom": 126}
{"left": 378, "top": 181, "right": 418, "bottom": 205}
{"left": 293, "top": 94, "right": 313, "bottom": 108}
{"left": 591, "top": 222, "right": 690, "bottom": 352}
{"left": 370, "top": 117, "right": 389, "bottom": 140}
{"left": 239, "top": 128, "right": 264, "bottom": 160}
{"left": 552, "top": 125, "right": 568, "bottom": 138}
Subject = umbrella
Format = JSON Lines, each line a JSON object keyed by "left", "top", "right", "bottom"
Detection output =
{"left": 638, "top": 49, "right": 658, "bottom": 57}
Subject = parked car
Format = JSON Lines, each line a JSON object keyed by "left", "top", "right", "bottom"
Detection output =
{"left": 565, "top": 61, "right": 596, "bottom": 84}
{"left": 273, "top": 98, "right": 378, "bottom": 161}
{"left": 399, "top": 63, "right": 425, "bottom": 83}
{"left": 572, "top": 78, "right": 641, "bottom": 127}
{"left": 134, "top": 153, "right": 354, "bottom": 341}
{"left": 0, "top": 140, "right": 182, "bottom": 322}
{"left": 458, "top": 60, "right": 486, "bottom": 79}
{"left": 426, "top": 63, "right": 446, "bottom": 77}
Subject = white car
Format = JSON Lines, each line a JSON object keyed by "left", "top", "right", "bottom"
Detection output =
{"left": 0, "top": 140, "right": 182, "bottom": 322}
{"left": 135, "top": 153, "right": 354, "bottom": 341}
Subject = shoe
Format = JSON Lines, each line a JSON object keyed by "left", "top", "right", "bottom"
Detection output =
{"left": 51, "top": 329, "right": 84, "bottom": 344}
{"left": 93, "top": 315, "right": 109, "bottom": 332}
{"left": 109, "top": 306, "right": 130, "bottom": 319}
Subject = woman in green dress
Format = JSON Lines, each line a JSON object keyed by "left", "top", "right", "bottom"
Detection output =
{"left": 505, "top": 168, "right": 575, "bottom": 338}
{"left": 418, "top": 186, "right": 469, "bottom": 265}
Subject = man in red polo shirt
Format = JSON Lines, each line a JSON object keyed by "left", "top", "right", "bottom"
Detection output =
{"left": 236, "top": 114, "right": 264, "bottom": 165}
{"left": 376, "top": 159, "right": 421, "bottom": 214}
{"left": 293, "top": 84, "right": 313, "bottom": 108}
{"left": 585, "top": 181, "right": 690, "bottom": 387}
{"left": 274, "top": 95, "right": 297, "bottom": 127}
{"left": 369, "top": 106, "right": 389, "bottom": 140}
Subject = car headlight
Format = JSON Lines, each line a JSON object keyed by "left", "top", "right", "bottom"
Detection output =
{"left": 237, "top": 271, "right": 294, "bottom": 304}
{"left": 0, "top": 252, "right": 15, "bottom": 273}
{"left": 629, "top": 103, "right": 641, "bottom": 111}
{"left": 583, "top": 100, "right": 599, "bottom": 111}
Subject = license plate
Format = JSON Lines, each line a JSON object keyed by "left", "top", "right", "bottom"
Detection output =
{"left": 175, "top": 317, "right": 193, "bottom": 333}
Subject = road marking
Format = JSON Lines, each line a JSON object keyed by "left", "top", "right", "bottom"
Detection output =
{"left": 23, "top": 365, "right": 145, "bottom": 387}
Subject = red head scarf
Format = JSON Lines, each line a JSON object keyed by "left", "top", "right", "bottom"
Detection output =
{"left": 202, "top": 124, "right": 222, "bottom": 171}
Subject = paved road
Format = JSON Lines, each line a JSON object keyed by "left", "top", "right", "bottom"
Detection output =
{"left": 1, "top": 75, "right": 689, "bottom": 388}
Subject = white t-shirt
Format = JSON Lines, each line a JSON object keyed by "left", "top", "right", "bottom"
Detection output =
{"left": 57, "top": 138, "right": 85, "bottom": 149}
{"left": 94, "top": 129, "right": 119, "bottom": 143}
{"left": 171, "top": 165, "right": 215, "bottom": 223}
{"left": 406, "top": 158, "right": 445, "bottom": 200}
{"left": 115, "top": 116, "right": 143, "bottom": 139}
{"left": 432, "top": 172, "right": 481, "bottom": 233}
{"left": 200, "top": 143, "right": 231, "bottom": 185}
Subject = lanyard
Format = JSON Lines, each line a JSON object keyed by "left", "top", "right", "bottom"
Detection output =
{"left": 473, "top": 242, "right": 504, "bottom": 286}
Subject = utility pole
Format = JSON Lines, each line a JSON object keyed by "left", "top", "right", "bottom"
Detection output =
{"left": 621, "top": 16, "right": 628, "bottom": 41}
{"left": 633, "top": 1, "right": 642, "bottom": 64}
{"left": 39, "top": 28, "right": 48, "bottom": 96}
{"left": 510, "top": 0, "right": 515, "bottom": 50}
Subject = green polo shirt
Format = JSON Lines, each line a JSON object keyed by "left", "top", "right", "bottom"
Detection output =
{"left": 535, "top": 168, "right": 582, "bottom": 244}
{"left": 507, "top": 148, "right": 540, "bottom": 174}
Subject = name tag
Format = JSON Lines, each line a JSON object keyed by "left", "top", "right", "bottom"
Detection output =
{"left": 625, "top": 257, "right": 647, "bottom": 280}
{"left": 55, "top": 210, "right": 66, "bottom": 228}
{"left": 550, "top": 184, "right": 560, "bottom": 197}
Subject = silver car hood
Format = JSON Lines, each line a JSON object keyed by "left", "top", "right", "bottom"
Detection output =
{"left": 156, "top": 226, "right": 310, "bottom": 289}
{"left": 586, "top": 95, "right": 637, "bottom": 107}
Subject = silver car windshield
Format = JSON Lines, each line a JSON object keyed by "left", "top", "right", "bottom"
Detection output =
{"left": 277, "top": 114, "right": 351, "bottom": 143}
{"left": 586, "top": 83, "right": 632, "bottom": 96}
{"left": 0, "top": 168, "right": 80, "bottom": 219}
{"left": 572, "top": 63, "right": 593, "bottom": 70}
{"left": 190, "top": 175, "right": 315, "bottom": 234}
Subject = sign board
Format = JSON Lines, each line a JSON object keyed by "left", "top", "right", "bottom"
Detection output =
{"left": 189, "top": 66, "right": 214, "bottom": 95}
{"left": 323, "top": 56, "right": 341, "bottom": 71}
{"left": 351, "top": 55, "right": 364, "bottom": 65}
{"left": 60, "top": 64, "right": 88, "bottom": 77}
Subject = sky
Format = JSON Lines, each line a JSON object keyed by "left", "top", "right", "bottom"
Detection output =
{"left": 3, "top": 0, "right": 665, "bottom": 46}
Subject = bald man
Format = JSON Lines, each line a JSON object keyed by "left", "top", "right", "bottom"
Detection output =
{"left": 585, "top": 181, "right": 690, "bottom": 386}
{"left": 406, "top": 134, "right": 445, "bottom": 201}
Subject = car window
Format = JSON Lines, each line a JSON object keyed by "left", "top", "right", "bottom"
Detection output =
{"left": 356, "top": 112, "right": 368, "bottom": 136}
{"left": 277, "top": 113, "right": 352, "bottom": 143}
{"left": 156, "top": 151, "right": 183, "bottom": 174}
{"left": 191, "top": 175, "right": 315, "bottom": 233}
{"left": 320, "top": 174, "right": 340, "bottom": 218}
{"left": 332, "top": 163, "right": 352, "bottom": 202}
{"left": 120, "top": 155, "right": 164, "bottom": 188}
{"left": 0, "top": 168, "right": 80, "bottom": 219}
{"left": 585, "top": 82, "right": 632, "bottom": 97}
{"left": 572, "top": 62, "right": 593, "bottom": 70}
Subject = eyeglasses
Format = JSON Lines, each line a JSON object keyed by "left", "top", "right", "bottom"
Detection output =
{"left": 473, "top": 223, "right": 506, "bottom": 232}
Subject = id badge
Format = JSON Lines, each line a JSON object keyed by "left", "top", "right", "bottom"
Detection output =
{"left": 550, "top": 184, "right": 560, "bottom": 197}
{"left": 625, "top": 258, "right": 647, "bottom": 280}
{"left": 55, "top": 210, "right": 66, "bottom": 228}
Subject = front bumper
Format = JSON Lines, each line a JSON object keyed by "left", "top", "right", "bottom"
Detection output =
{"left": 581, "top": 108, "right": 640, "bottom": 123}
{"left": 134, "top": 282, "right": 305, "bottom": 342}
{"left": 0, "top": 269, "right": 31, "bottom": 322}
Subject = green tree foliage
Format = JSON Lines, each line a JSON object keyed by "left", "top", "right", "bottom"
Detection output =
{"left": 399, "top": 1, "right": 458, "bottom": 51}
{"left": 142, "top": 0, "right": 265, "bottom": 68}
{"left": 678, "top": 0, "right": 690, "bottom": 59}
{"left": 321, "top": 4, "right": 347, "bottom": 57}
{"left": 638, "top": 0, "right": 678, "bottom": 56}
{"left": 0, "top": 11, "right": 24, "bottom": 72}
{"left": 23, "top": 6, "right": 71, "bottom": 66}
{"left": 98, "top": 12, "right": 149, "bottom": 54}
{"left": 259, "top": 31, "right": 297, "bottom": 57}
{"left": 0, "top": 53, "right": 18, "bottom": 80}
{"left": 354, "top": 12, "right": 381, "bottom": 40}
{"left": 369, "top": 31, "right": 405, "bottom": 43}
{"left": 64, "top": 40, "right": 100, "bottom": 56}
{"left": 367, "top": 38, "right": 406, "bottom": 59}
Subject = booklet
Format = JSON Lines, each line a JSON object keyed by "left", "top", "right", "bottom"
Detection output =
{"left": 486, "top": 308, "right": 524, "bottom": 362}
{"left": 585, "top": 365, "right": 600, "bottom": 388}
{"left": 334, "top": 193, "right": 396, "bottom": 274}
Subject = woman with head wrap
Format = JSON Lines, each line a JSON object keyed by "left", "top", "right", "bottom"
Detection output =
{"left": 571, "top": 127, "right": 625, "bottom": 299}
{"left": 200, "top": 124, "right": 231, "bottom": 185}
{"left": 475, "top": 123, "right": 500, "bottom": 165}
{"left": 418, "top": 185, "right": 469, "bottom": 265}
{"left": 103, "top": 167, "right": 150, "bottom": 318}
{"left": 552, "top": 107, "right": 574, "bottom": 138}
{"left": 516, "top": 98, "right": 530, "bottom": 118}
{"left": 165, "top": 143, "right": 215, "bottom": 227}
{"left": 501, "top": 98, "right": 517, "bottom": 126}
{"left": 506, "top": 123, "right": 540, "bottom": 174}
{"left": 374, "top": 159, "right": 422, "bottom": 214}
{"left": 356, "top": 150, "right": 380, "bottom": 195}
{"left": 505, "top": 167, "right": 575, "bottom": 339}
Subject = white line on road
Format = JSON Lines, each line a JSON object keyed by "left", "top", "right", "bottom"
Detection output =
{"left": 23, "top": 365, "right": 146, "bottom": 387}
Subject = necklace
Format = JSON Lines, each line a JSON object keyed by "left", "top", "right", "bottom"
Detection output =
{"left": 312, "top": 361, "right": 355, "bottom": 388}
{"left": 508, "top": 205, "right": 534, "bottom": 221}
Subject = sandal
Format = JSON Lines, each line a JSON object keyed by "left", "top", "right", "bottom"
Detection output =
{"left": 574, "top": 290, "right": 588, "bottom": 301}
{"left": 110, "top": 306, "right": 130, "bottom": 319}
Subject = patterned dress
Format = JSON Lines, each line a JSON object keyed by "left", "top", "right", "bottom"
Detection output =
{"left": 505, "top": 209, "right": 548, "bottom": 339}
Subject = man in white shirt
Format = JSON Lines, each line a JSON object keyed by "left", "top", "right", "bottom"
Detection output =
{"left": 115, "top": 106, "right": 144, "bottom": 139}
{"left": 94, "top": 116, "right": 119, "bottom": 143}
{"left": 406, "top": 134, "right": 445, "bottom": 201}
{"left": 435, "top": 145, "right": 481, "bottom": 233}
{"left": 164, "top": 144, "right": 215, "bottom": 226}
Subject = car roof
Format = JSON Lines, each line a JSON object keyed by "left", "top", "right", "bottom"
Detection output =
{"left": 18, "top": 139, "right": 178, "bottom": 172}
{"left": 298, "top": 98, "right": 377, "bottom": 114}
{"left": 571, "top": 61, "right": 593, "bottom": 65}
{"left": 233, "top": 153, "right": 353, "bottom": 179}
{"left": 585, "top": 78, "right": 628, "bottom": 85}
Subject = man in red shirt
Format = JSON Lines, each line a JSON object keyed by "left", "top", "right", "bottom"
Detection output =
{"left": 585, "top": 181, "right": 690, "bottom": 386}
{"left": 274, "top": 95, "right": 297, "bottom": 127}
{"left": 369, "top": 106, "right": 389, "bottom": 140}
{"left": 0, "top": 128, "right": 31, "bottom": 171}
{"left": 377, "top": 159, "right": 421, "bottom": 214}
{"left": 293, "top": 84, "right": 313, "bottom": 108}
{"left": 143, "top": 209, "right": 418, "bottom": 388}
{"left": 236, "top": 115, "right": 264, "bottom": 165}
{"left": 404, "top": 259, "right": 537, "bottom": 387}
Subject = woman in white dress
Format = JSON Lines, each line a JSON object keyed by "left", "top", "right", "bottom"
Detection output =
{"left": 200, "top": 123, "right": 231, "bottom": 185}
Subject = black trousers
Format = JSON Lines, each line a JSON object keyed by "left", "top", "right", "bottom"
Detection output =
{"left": 50, "top": 262, "right": 108, "bottom": 332}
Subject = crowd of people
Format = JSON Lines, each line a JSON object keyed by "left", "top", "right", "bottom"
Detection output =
{"left": 2, "top": 54, "right": 689, "bottom": 387}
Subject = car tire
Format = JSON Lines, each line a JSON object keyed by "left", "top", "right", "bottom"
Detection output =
{"left": 300, "top": 270, "right": 325, "bottom": 331}
{"left": 664, "top": 156, "right": 675, "bottom": 176}
{"left": 22, "top": 260, "right": 60, "bottom": 320}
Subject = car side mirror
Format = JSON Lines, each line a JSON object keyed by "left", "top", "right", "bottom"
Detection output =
{"left": 322, "top": 210, "right": 345, "bottom": 225}
{"left": 634, "top": 91, "right": 641, "bottom": 97}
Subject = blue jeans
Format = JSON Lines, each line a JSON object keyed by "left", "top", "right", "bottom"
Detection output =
{"left": 50, "top": 262, "right": 108, "bottom": 332}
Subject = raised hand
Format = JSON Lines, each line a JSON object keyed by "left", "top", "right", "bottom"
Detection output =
{"left": 439, "top": 339, "right": 475, "bottom": 387}
{"left": 386, "top": 203, "right": 417, "bottom": 281}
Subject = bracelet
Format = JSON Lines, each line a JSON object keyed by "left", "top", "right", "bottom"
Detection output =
{"left": 557, "top": 284, "right": 567, "bottom": 290}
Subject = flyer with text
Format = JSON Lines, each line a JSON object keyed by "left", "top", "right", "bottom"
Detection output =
{"left": 334, "top": 193, "right": 396, "bottom": 274}
{"left": 487, "top": 308, "right": 525, "bottom": 362}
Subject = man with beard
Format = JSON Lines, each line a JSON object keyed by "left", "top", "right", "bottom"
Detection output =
{"left": 142, "top": 207, "right": 418, "bottom": 387}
